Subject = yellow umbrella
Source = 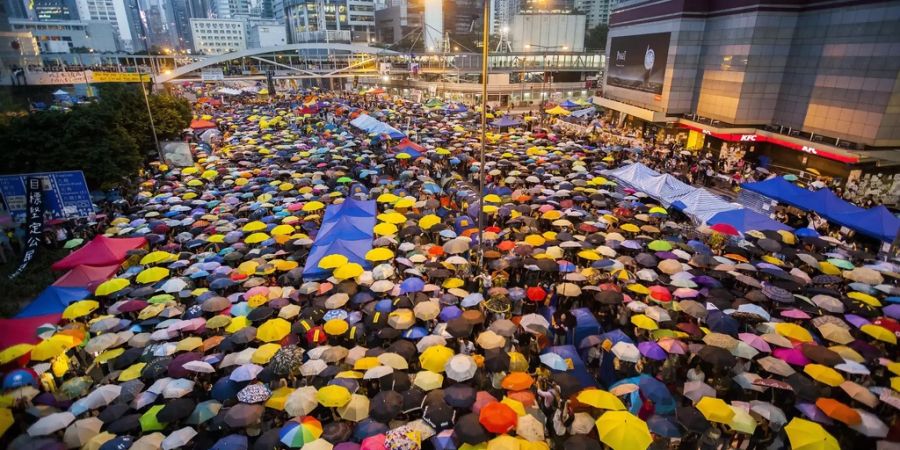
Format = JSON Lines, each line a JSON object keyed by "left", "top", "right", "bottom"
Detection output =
{"left": 334, "top": 263, "right": 364, "bottom": 280}
{"left": 376, "top": 193, "right": 399, "bottom": 203}
{"left": 136, "top": 267, "right": 170, "bottom": 284}
{"left": 0, "top": 407, "right": 12, "bottom": 438}
{"left": 0, "top": 344, "right": 33, "bottom": 364}
{"left": 848, "top": 291, "right": 881, "bottom": 307}
{"left": 626, "top": 284, "right": 649, "bottom": 295}
{"left": 419, "top": 215, "right": 441, "bottom": 230}
{"left": 818, "top": 261, "right": 841, "bottom": 275}
{"left": 577, "top": 250, "right": 601, "bottom": 261}
{"left": 173, "top": 336, "right": 201, "bottom": 352}
{"left": 140, "top": 251, "right": 176, "bottom": 265}
{"left": 30, "top": 337, "right": 71, "bottom": 361}
{"left": 62, "top": 300, "right": 99, "bottom": 320}
{"left": 630, "top": 314, "right": 658, "bottom": 331}
{"left": 252, "top": 343, "right": 282, "bottom": 364}
{"left": 377, "top": 212, "right": 407, "bottom": 224}
{"left": 595, "top": 411, "right": 651, "bottom": 450}
{"left": 803, "top": 364, "right": 845, "bottom": 387}
{"left": 271, "top": 224, "right": 295, "bottom": 236}
{"left": 374, "top": 222, "right": 398, "bottom": 236}
{"left": 774, "top": 323, "right": 814, "bottom": 343}
{"left": 95, "top": 278, "right": 130, "bottom": 296}
{"left": 318, "top": 254, "right": 349, "bottom": 269}
{"left": 119, "top": 362, "right": 146, "bottom": 381}
{"left": 524, "top": 235, "right": 545, "bottom": 246}
{"left": 244, "top": 232, "right": 271, "bottom": 244}
{"left": 324, "top": 319, "right": 349, "bottom": 336}
{"left": 443, "top": 278, "right": 464, "bottom": 288}
{"left": 419, "top": 345, "right": 454, "bottom": 373}
{"left": 257, "top": 318, "right": 291, "bottom": 342}
{"left": 861, "top": 324, "right": 897, "bottom": 344}
{"left": 413, "top": 370, "right": 444, "bottom": 391}
{"left": 337, "top": 371, "right": 364, "bottom": 379}
{"left": 353, "top": 357, "right": 381, "bottom": 370}
{"left": 576, "top": 389, "right": 626, "bottom": 410}
{"left": 365, "top": 248, "right": 395, "bottom": 262}
{"left": 784, "top": 418, "right": 839, "bottom": 450}
{"left": 96, "top": 348, "right": 124, "bottom": 364}
{"left": 275, "top": 260, "right": 299, "bottom": 271}
{"left": 226, "top": 316, "right": 250, "bottom": 333}
{"left": 394, "top": 198, "right": 415, "bottom": 209}
{"left": 696, "top": 397, "right": 735, "bottom": 423}
{"left": 317, "top": 385, "right": 352, "bottom": 407}
{"left": 303, "top": 201, "right": 325, "bottom": 212}
{"left": 266, "top": 386, "right": 295, "bottom": 411}
{"left": 620, "top": 223, "right": 640, "bottom": 233}
{"left": 242, "top": 221, "right": 268, "bottom": 232}
{"left": 487, "top": 435, "right": 519, "bottom": 450}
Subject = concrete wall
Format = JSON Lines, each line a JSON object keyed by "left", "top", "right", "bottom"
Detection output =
{"left": 509, "top": 14, "right": 585, "bottom": 52}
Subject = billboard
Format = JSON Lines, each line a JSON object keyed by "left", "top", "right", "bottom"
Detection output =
{"left": 606, "top": 32, "right": 671, "bottom": 94}
{"left": 0, "top": 171, "right": 94, "bottom": 222}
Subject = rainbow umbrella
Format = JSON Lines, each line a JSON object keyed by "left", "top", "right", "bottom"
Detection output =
{"left": 280, "top": 416, "right": 323, "bottom": 448}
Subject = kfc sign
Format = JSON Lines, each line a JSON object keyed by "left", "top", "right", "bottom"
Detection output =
{"left": 800, "top": 146, "right": 817, "bottom": 155}
{"left": 680, "top": 123, "right": 858, "bottom": 163}
{"left": 739, "top": 135, "right": 757, "bottom": 142}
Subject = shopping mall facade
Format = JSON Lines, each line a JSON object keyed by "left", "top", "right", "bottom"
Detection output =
{"left": 594, "top": 0, "right": 900, "bottom": 180}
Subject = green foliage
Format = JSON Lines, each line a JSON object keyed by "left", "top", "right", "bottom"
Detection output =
{"left": 0, "top": 83, "right": 191, "bottom": 189}
{"left": 0, "top": 246, "right": 69, "bottom": 316}
{"left": 585, "top": 24, "right": 609, "bottom": 51}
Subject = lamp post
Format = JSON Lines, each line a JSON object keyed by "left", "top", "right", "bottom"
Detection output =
{"left": 477, "top": 0, "right": 490, "bottom": 269}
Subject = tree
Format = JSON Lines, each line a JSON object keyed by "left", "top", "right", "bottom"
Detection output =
{"left": 149, "top": 93, "right": 193, "bottom": 139}
{"left": 585, "top": 24, "right": 609, "bottom": 51}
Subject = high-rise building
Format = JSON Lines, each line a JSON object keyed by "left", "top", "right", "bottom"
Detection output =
{"left": 190, "top": 17, "right": 245, "bottom": 53}
{"left": 373, "top": 0, "right": 421, "bottom": 44}
{"left": 284, "top": 0, "right": 375, "bottom": 44}
{"left": 171, "top": 0, "right": 213, "bottom": 50}
{"left": 143, "top": 0, "right": 177, "bottom": 48}
{"left": 573, "top": 0, "right": 611, "bottom": 29}
{"left": 246, "top": 18, "right": 286, "bottom": 47}
{"left": 213, "top": 0, "right": 273, "bottom": 18}
{"left": 489, "top": 0, "right": 518, "bottom": 35}
{"left": 74, "top": 0, "right": 146, "bottom": 51}
{"left": 33, "top": 0, "right": 79, "bottom": 20}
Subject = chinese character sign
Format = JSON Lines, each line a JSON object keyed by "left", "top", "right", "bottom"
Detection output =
{"left": 8, "top": 177, "right": 44, "bottom": 279}
{"left": 0, "top": 171, "right": 93, "bottom": 222}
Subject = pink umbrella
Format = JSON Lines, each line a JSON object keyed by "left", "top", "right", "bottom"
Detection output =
{"left": 245, "top": 286, "right": 269, "bottom": 299}
{"left": 360, "top": 434, "right": 387, "bottom": 450}
{"left": 472, "top": 391, "right": 498, "bottom": 414}
{"left": 657, "top": 337, "right": 687, "bottom": 355}
{"left": 538, "top": 204, "right": 555, "bottom": 213}
{"left": 739, "top": 333, "right": 772, "bottom": 353}
{"left": 673, "top": 288, "right": 699, "bottom": 298}
{"left": 780, "top": 309, "right": 811, "bottom": 320}
{"left": 773, "top": 347, "right": 810, "bottom": 366}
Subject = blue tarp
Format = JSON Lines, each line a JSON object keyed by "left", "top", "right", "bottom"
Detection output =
{"left": 490, "top": 116, "right": 523, "bottom": 128}
{"left": 302, "top": 198, "right": 376, "bottom": 280}
{"left": 559, "top": 100, "right": 580, "bottom": 108}
{"left": 16, "top": 286, "right": 91, "bottom": 318}
{"left": 707, "top": 208, "right": 794, "bottom": 232}
{"left": 543, "top": 345, "right": 598, "bottom": 389}
{"left": 567, "top": 307, "right": 602, "bottom": 348}
{"left": 392, "top": 139, "right": 425, "bottom": 159}
{"left": 350, "top": 113, "right": 405, "bottom": 139}
{"left": 742, "top": 178, "right": 900, "bottom": 242}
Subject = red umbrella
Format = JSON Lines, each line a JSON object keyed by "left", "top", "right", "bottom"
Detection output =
{"left": 497, "top": 241, "right": 515, "bottom": 251}
{"left": 526, "top": 287, "right": 546, "bottom": 303}
{"left": 472, "top": 391, "right": 498, "bottom": 414}
{"left": 709, "top": 223, "right": 740, "bottom": 236}
{"left": 478, "top": 402, "right": 517, "bottom": 434}
{"left": 306, "top": 326, "right": 327, "bottom": 345}
{"left": 648, "top": 286, "right": 671, "bottom": 302}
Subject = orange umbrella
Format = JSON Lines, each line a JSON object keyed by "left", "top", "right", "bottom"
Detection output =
{"left": 500, "top": 372, "right": 534, "bottom": 391}
{"left": 506, "top": 390, "right": 536, "bottom": 408}
{"left": 479, "top": 402, "right": 518, "bottom": 434}
{"left": 814, "top": 398, "right": 861, "bottom": 426}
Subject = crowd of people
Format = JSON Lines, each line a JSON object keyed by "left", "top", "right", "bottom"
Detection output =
{"left": 0, "top": 88, "right": 898, "bottom": 450}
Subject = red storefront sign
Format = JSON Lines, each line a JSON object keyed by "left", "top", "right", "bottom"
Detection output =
{"left": 681, "top": 124, "right": 859, "bottom": 164}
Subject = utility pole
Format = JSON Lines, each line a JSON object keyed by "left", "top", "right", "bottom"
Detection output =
{"left": 477, "top": 0, "right": 490, "bottom": 268}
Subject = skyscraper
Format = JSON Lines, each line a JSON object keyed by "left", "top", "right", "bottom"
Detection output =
{"left": 74, "top": 0, "right": 146, "bottom": 51}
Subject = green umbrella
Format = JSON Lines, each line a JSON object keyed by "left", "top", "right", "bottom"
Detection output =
{"left": 59, "top": 376, "right": 93, "bottom": 399}
{"left": 648, "top": 240, "right": 673, "bottom": 251}
{"left": 63, "top": 238, "right": 84, "bottom": 249}
{"left": 826, "top": 258, "right": 854, "bottom": 270}
{"left": 336, "top": 177, "right": 353, "bottom": 183}
{"left": 140, "top": 405, "right": 167, "bottom": 431}
{"left": 188, "top": 400, "right": 222, "bottom": 425}
{"left": 783, "top": 174, "right": 798, "bottom": 181}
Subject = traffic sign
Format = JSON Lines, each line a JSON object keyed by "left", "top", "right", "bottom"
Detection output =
{"left": 0, "top": 171, "right": 94, "bottom": 222}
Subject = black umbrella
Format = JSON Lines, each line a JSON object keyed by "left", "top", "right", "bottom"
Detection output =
{"left": 370, "top": 390, "right": 404, "bottom": 422}
{"left": 379, "top": 372, "right": 411, "bottom": 392}
{"left": 785, "top": 373, "right": 821, "bottom": 401}
{"left": 444, "top": 384, "right": 477, "bottom": 409}
{"left": 595, "top": 291, "right": 624, "bottom": 305}
{"left": 422, "top": 400, "right": 455, "bottom": 430}
{"left": 697, "top": 345, "right": 736, "bottom": 367}
{"left": 565, "top": 434, "right": 603, "bottom": 450}
{"left": 676, "top": 406, "right": 710, "bottom": 433}
{"left": 402, "top": 388, "right": 426, "bottom": 414}
{"left": 110, "top": 347, "right": 144, "bottom": 371}
{"left": 323, "top": 421, "right": 353, "bottom": 443}
{"left": 158, "top": 398, "right": 196, "bottom": 422}
{"left": 141, "top": 357, "right": 172, "bottom": 380}
{"left": 761, "top": 283, "right": 794, "bottom": 303}
{"left": 98, "top": 403, "right": 131, "bottom": 424}
{"left": 551, "top": 372, "right": 582, "bottom": 397}
{"left": 387, "top": 340, "right": 417, "bottom": 360}
{"left": 757, "top": 238, "right": 781, "bottom": 253}
{"left": 224, "top": 404, "right": 265, "bottom": 428}
{"left": 246, "top": 306, "right": 274, "bottom": 322}
{"left": 446, "top": 318, "right": 473, "bottom": 338}
{"left": 253, "top": 429, "right": 281, "bottom": 450}
{"left": 106, "top": 414, "right": 142, "bottom": 433}
{"left": 453, "top": 413, "right": 490, "bottom": 445}
{"left": 483, "top": 349, "right": 510, "bottom": 372}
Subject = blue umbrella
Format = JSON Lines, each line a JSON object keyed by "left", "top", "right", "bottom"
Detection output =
{"left": 431, "top": 430, "right": 457, "bottom": 450}
{"left": 354, "top": 419, "right": 389, "bottom": 441}
{"left": 400, "top": 278, "right": 425, "bottom": 294}
{"left": 403, "top": 326, "right": 428, "bottom": 340}
{"left": 439, "top": 306, "right": 462, "bottom": 321}
{"left": 647, "top": 415, "right": 681, "bottom": 438}
{"left": 100, "top": 436, "right": 135, "bottom": 450}
{"left": 638, "top": 376, "right": 676, "bottom": 414}
{"left": 3, "top": 369, "right": 36, "bottom": 389}
{"left": 211, "top": 377, "right": 245, "bottom": 402}
{"left": 706, "top": 310, "right": 739, "bottom": 337}
{"left": 600, "top": 329, "right": 633, "bottom": 345}
{"left": 211, "top": 434, "right": 248, "bottom": 450}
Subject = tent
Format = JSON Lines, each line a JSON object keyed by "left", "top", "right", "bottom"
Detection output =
{"left": 302, "top": 198, "right": 376, "bottom": 280}
{"left": 559, "top": 99, "right": 580, "bottom": 109}
{"left": 51, "top": 236, "right": 146, "bottom": 271}
{"left": 669, "top": 189, "right": 739, "bottom": 224}
{"left": 567, "top": 308, "right": 602, "bottom": 348}
{"left": 392, "top": 139, "right": 425, "bottom": 159}
{"left": 52, "top": 264, "right": 120, "bottom": 290}
{"left": 707, "top": 208, "right": 793, "bottom": 232}
{"left": 569, "top": 107, "right": 595, "bottom": 118}
{"left": 350, "top": 114, "right": 405, "bottom": 139}
{"left": 15, "top": 286, "right": 91, "bottom": 318}
{"left": 542, "top": 345, "right": 598, "bottom": 389}
{"left": 490, "top": 116, "right": 523, "bottom": 128}
{"left": 0, "top": 314, "right": 61, "bottom": 348}
{"left": 545, "top": 106, "right": 571, "bottom": 116}
{"left": 742, "top": 178, "right": 899, "bottom": 242}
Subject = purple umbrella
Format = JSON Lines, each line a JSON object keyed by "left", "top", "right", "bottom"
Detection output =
{"left": 884, "top": 304, "right": 900, "bottom": 320}
{"left": 780, "top": 309, "right": 811, "bottom": 320}
{"left": 772, "top": 347, "right": 810, "bottom": 366}
{"left": 845, "top": 314, "right": 871, "bottom": 328}
{"left": 168, "top": 352, "right": 203, "bottom": 378}
{"left": 795, "top": 403, "right": 835, "bottom": 425}
{"left": 738, "top": 333, "right": 771, "bottom": 353}
{"left": 638, "top": 341, "right": 667, "bottom": 361}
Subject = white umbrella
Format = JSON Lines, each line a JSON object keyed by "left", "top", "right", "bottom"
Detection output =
{"left": 749, "top": 401, "right": 786, "bottom": 426}
{"left": 611, "top": 342, "right": 640, "bottom": 363}
{"left": 445, "top": 354, "right": 477, "bottom": 382}
{"left": 285, "top": 386, "right": 319, "bottom": 417}
{"left": 28, "top": 411, "right": 75, "bottom": 436}
{"left": 162, "top": 426, "right": 198, "bottom": 450}
{"left": 162, "top": 378, "right": 195, "bottom": 398}
{"left": 416, "top": 335, "right": 447, "bottom": 353}
{"left": 132, "top": 432, "right": 166, "bottom": 450}
{"left": 520, "top": 313, "right": 550, "bottom": 332}
{"left": 516, "top": 414, "right": 545, "bottom": 442}
{"left": 69, "top": 384, "right": 121, "bottom": 414}
{"left": 183, "top": 360, "right": 216, "bottom": 373}
{"left": 851, "top": 409, "right": 888, "bottom": 438}
{"left": 364, "top": 365, "right": 394, "bottom": 379}
{"left": 683, "top": 381, "right": 716, "bottom": 403}
{"left": 300, "top": 359, "right": 328, "bottom": 376}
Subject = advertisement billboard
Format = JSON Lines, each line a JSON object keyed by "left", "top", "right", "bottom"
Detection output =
{"left": 606, "top": 32, "right": 671, "bottom": 94}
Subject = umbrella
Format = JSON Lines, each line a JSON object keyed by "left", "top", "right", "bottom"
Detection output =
{"left": 27, "top": 411, "right": 75, "bottom": 436}
{"left": 784, "top": 418, "right": 839, "bottom": 450}
{"left": 280, "top": 416, "right": 324, "bottom": 448}
{"left": 479, "top": 402, "right": 517, "bottom": 434}
{"left": 595, "top": 411, "right": 651, "bottom": 450}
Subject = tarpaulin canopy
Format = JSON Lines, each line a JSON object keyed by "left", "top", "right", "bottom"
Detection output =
{"left": 392, "top": 139, "right": 425, "bottom": 158}
{"left": 670, "top": 189, "right": 739, "bottom": 224}
{"left": 52, "top": 264, "right": 119, "bottom": 289}
{"left": 559, "top": 100, "right": 580, "bottom": 108}
{"left": 0, "top": 314, "right": 60, "bottom": 348}
{"left": 189, "top": 119, "right": 217, "bottom": 130}
{"left": 707, "top": 208, "right": 793, "bottom": 232}
{"left": 490, "top": 116, "right": 523, "bottom": 128}
{"left": 569, "top": 107, "right": 596, "bottom": 118}
{"left": 542, "top": 345, "right": 598, "bottom": 389}
{"left": 350, "top": 113, "right": 405, "bottom": 139}
{"left": 51, "top": 236, "right": 146, "bottom": 271}
{"left": 15, "top": 286, "right": 91, "bottom": 318}
{"left": 742, "top": 178, "right": 900, "bottom": 241}
{"left": 303, "top": 198, "right": 376, "bottom": 280}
